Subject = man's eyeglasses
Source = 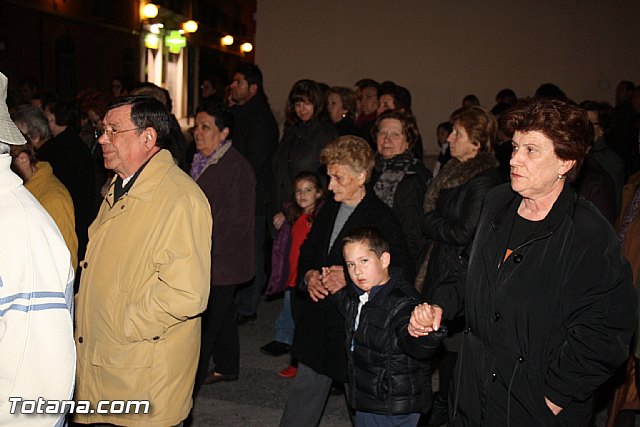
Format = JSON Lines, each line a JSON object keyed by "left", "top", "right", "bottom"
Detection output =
{"left": 95, "top": 128, "right": 139, "bottom": 140}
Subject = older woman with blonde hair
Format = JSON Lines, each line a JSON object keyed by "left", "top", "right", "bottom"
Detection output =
{"left": 280, "top": 135, "right": 415, "bottom": 426}
{"left": 412, "top": 97, "right": 637, "bottom": 426}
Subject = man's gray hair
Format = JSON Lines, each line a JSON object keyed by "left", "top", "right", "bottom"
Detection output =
{"left": 11, "top": 104, "right": 51, "bottom": 141}
{"left": 0, "top": 141, "right": 9, "bottom": 154}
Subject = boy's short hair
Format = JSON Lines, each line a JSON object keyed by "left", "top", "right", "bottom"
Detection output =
{"left": 341, "top": 227, "right": 389, "bottom": 257}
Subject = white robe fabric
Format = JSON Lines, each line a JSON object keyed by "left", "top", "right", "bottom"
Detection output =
{"left": 0, "top": 153, "right": 75, "bottom": 426}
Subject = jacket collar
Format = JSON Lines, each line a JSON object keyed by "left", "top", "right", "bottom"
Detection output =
{"left": 491, "top": 181, "right": 577, "bottom": 245}
{"left": 105, "top": 149, "right": 175, "bottom": 206}
{"left": 348, "top": 268, "right": 404, "bottom": 307}
{"left": 202, "top": 140, "right": 232, "bottom": 169}
{"left": 191, "top": 140, "right": 232, "bottom": 181}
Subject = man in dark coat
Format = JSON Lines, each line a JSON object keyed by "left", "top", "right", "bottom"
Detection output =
{"left": 229, "top": 63, "right": 279, "bottom": 324}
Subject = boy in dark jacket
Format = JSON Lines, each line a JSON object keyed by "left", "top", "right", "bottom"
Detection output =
{"left": 334, "top": 227, "right": 446, "bottom": 427}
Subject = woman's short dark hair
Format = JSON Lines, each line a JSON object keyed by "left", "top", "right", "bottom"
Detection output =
{"left": 503, "top": 97, "right": 591, "bottom": 182}
{"left": 320, "top": 135, "right": 375, "bottom": 182}
{"left": 196, "top": 100, "right": 234, "bottom": 137}
{"left": 373, "top": 109, "right": 420, "bottom": 149}
{"left": 327, "top": 86, "right": 356, "bottom": 119}
{"left": 285, "top": 79, "right": 324, "bottom": 124}
{"left": 450, "top": 105, "right": 497, "bottom": 153}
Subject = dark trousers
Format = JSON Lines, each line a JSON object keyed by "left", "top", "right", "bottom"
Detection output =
{"left": 235, "top": 215, "right": 266, "bottom": 316}
{"left": 193, "top": 284, "right": 239, "bottom": 396}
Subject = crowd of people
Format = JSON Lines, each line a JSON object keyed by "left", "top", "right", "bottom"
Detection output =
{"left": 2, "top": 65, "right": 640, "bottom": 427}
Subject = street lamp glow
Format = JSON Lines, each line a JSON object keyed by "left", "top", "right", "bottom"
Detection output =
{"left": 149, "top": 23, "right": 164, "bottom": 34}
{"left": 183, "top": 20, "right": 198, "bottom": 33}
{"left": 142, "top": 3, "right": 159, "bottom": 19}
{"left": 240, "top": 42, "right": 253, "bottom": 53}
{"left": 221, "top": 35, "right": 234, "bottom": 46}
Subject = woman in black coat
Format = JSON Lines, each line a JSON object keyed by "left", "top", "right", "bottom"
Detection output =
{"left": 370, "top": 109, "right": 431, "bottom": 265}
{"left": 419, "top": 106, "right": 500, "bottom": 426}
{"left": 270, "top": 79, "right": 338, "bottom": 228}
{"left": 279, "top": 135, "right": 415, "bottom": 427}
{"left": 412, "top": 98, "right": 637, "bottom": 426}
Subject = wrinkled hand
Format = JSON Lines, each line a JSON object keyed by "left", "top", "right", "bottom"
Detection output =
{"left": 545, "top": 397, "right": 563, "bottom": 415}
{"left": 408, "top": 303, "right": 443, "bottom": 337}
{"left": 321, "top": 266, "right": 346, "bottom": 294}
{"left": 306, "top": 270, "right": 327, "bottom": 302}
{"left": 273, "top": 212, "right": 286, "bottom": 231}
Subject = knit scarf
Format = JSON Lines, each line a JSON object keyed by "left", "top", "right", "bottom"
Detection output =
{"left": 423, "top": 151, "right": 499, "bottom": 213}
{"left": 373, "top": 151, "right": 419, "bottom": 208}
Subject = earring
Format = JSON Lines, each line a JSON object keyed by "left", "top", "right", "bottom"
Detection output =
{"left": 558, "top": 174, "right": 563, "bottom": 180}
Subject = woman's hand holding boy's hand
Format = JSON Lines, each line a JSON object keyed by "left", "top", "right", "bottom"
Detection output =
{"left": 306, "top": 266, "right": 347, "bottom": 302}
{"left": 408, "top": 303, "right": 443, "bottom": 337}
{"left": 321, "top": 266, "right": 346, "bottom": 294}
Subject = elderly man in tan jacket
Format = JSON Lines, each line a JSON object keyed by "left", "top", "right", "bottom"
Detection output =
{"left": 74, "top": 96, "right": 212, "bottom": 426}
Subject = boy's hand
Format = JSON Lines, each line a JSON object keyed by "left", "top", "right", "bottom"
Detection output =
{"left": 306, "top": 270, "right": 327, "bottom": 302}
{"left": 321, "top": 266, "right": 346, "bottom": 294}
{"left": 408, "top": 303, "right": 443, "bottom": 337}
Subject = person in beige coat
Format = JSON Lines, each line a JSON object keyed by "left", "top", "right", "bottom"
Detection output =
{"left": 10, "top": 141, "right": 78, "bottom": 268}
{"left": 73, "top": 96, "right": 212, "bottom": 426}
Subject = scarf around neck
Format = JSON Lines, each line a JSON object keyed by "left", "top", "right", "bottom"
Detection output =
{"left": 423, "top": 151, "right": 498, "bottom": 213}
{"left": 373, "top": 151, "right": 419, "bottom": 208}
{"left": 190, "top": 139, "right": 231, "bottom": 181}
